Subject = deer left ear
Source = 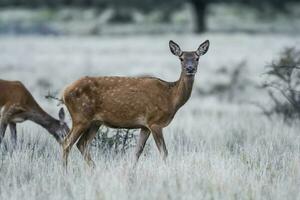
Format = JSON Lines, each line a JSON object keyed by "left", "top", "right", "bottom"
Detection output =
{"left": 196, "top": 40, "right": 210, "bottom": 56}
{"left": 58, "top": 108, "right": 65, "bottom": 123}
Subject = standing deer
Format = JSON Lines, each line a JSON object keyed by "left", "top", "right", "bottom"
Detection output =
{"left": 62, "top": 40, "right": 210, "bottom": 167}
{"left": 0, "top": 79, "right": 69, "bottom": 147}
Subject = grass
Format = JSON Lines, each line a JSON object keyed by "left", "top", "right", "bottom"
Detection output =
{"left": 0, "top": 111, "right": 300, "bottom": 200}
{"left": 1, "top": 33, "right": 300, "bottom": 199}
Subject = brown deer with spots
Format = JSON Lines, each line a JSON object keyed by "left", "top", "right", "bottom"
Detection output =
{"left": 62, "top": 40, "right": 210, "bottom": 167}
{"left": 0, "top": 79, "right": 69, "bottom": 147}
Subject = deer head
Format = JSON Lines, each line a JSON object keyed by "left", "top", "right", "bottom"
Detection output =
{"left": 169, "top": 40, "right": 210, "bottom": 76}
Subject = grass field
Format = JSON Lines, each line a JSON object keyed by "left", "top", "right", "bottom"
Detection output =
{"left": 1, "top": 33, "right": 300, "bottom": 200}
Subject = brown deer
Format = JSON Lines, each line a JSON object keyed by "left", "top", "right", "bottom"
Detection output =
{"left": 62, "top": 40, "right": 210, "bottom": 167}
{"left": 0, "top": 79, "right": 69, "bottom": 147}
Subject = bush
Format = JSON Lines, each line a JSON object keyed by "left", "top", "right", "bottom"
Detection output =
{"left": 257, "top": 47, "right": 300, "bottom": 122}
{"left": 92, "top": 127, "right": 137, "bottom": 154}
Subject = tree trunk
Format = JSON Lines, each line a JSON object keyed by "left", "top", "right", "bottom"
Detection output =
{"left": 190, "top": 0, "right": 207, "bottom": 33}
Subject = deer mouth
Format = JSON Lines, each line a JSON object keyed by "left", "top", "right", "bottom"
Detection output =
{"left": 186, "top": 72, "right": 196, "bottom": 76}
{"left": 185, "top": 67, "right": 196, "bottom": 76}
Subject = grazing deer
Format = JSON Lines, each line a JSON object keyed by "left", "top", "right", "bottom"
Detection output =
{"left": 62, "top": 40, "right": 210, "bottom": 167}
{"left": 0, "top": 79, "right": 69, "bottom": 147}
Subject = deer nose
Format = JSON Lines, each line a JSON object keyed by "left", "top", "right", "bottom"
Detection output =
{"left": 186, "top": 66, "right": 194, "bottom": 73}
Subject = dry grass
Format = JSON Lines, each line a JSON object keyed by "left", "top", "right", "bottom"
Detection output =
{"left": 1, "top": 34, "right": 300, "bottom": 199}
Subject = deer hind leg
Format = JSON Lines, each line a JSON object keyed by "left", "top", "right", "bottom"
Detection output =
{"left": 5, "top": 106, "right": 26, "bottom": 148}
{"left": 134, "top": 128, "right": 151, "bottom": 164}
{"left": 0, "top": 121, "right": 8, "bottom": 146}
{"left": 150, "top": 125, "right": 168, "bottom": 162}
{"left": 9, "top": 123, "right": 17, "bottom": 148}
{"left": 76, "top": 123, "right": 101, "bottom": 168}
{"left": 0, "top": 106, "right": 9, "bottom": 145}
{"left": 62, "top": 122, "right": 89, "bottom": 168}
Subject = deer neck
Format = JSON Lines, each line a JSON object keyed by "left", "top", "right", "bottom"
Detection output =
{"left": 172, "top": 71, "right": 195, "bottom": 111}
{"left": 28, "top": 107, "right": 61, "bottom": 142}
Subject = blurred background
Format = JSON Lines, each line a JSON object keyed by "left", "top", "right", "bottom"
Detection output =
{"left": 1, "top": 0, "right": 300, "bottom": 122}
{"left": 0, "top": 0, "right": 300, "bottom": 35}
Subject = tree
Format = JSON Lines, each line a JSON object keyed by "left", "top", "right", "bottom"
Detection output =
{"left": 189, "top": 0, "right": 207, "bottom": 33}
{"left": 0, "top": 0, "right": 298, "bottom": 33}
{"left": 103, "top": 0, "right": 298, "bottom": 33}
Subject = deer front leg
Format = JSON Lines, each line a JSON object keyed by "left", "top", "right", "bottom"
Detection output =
{"left": 76, "top": 124, "right": 100, "bottom": 168}
{"left": 150, "top": 125, "right": 168, "bottom": 161}
{"left": 9, "top": 123, "right": 17, "bottom": 148}
{"left": 134, "top": 128, "right": 150, "bottom": 164}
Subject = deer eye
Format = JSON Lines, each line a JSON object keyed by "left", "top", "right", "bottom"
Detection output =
{"left": 196, "top": 58, "right": 199, "bottom": 61}
{"left": 180, "top": 58, "right": 184, "bottom": 62}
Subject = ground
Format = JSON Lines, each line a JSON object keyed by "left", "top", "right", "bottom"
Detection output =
{"left": 0, "top": 33, "right": 300, "bottom": 200}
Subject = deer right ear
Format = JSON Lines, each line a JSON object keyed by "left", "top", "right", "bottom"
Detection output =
{"left": 169, "top": 40, "right": 182, "bottom": 56}
{"left": 196, "top": 40, "right": 210, "bottom": 56}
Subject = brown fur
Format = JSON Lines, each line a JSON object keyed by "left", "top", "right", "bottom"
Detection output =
{"left": 63, "top": 76, "right": 192, "bottom": 129}
{"left": 0, "top": 80, "right": 43, "bottom": 115}
{"left": 62, "top": 74, "right": 194, "bottom": 167}
{"left": 0, "top": 79, "right": 69, "bottom": 146}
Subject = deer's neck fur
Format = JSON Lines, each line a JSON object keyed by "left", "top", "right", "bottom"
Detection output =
{"left": 28, "top": 107, "right": 61, "bottom": 142}
{"left": 172, "top": 71, "right": 194, "bottom": 111}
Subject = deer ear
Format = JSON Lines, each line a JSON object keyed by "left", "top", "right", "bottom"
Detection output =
{"left": 196, "top": 40, "right": 210, "bottom": 56}
{"left": 169, "top": 40, "right": 182, "bottom": 56}
{"left": 58, "top": 108, "right": 65, "bottom": 123}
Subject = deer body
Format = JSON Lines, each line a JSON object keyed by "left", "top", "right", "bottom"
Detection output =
{"left": 64, "top": 75, "right": 192, "bottom": 129}
{"left": 62, "top": 40, "right": 210, "bottom": 167}
{"left": 0, "top": 79, "right": 69, "bottom": 146}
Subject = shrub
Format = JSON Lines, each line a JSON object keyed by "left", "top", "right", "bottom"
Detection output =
{"left": 257, "top": 47, "right": 300, "bottom": 122}
{"left": 92, "top": 127, "right": 137, "bottom": 154}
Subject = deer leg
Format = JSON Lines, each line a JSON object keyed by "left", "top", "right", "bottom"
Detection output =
{"left": 76, "top": 124, "right": 100, "bottom": 168}
{"left": 9, "top": 123, "right": 17, "bottom": 148}
{"left": 134, "top": 128, "right": 150, "bottom": 164}
{"left": 150, "top": 125, "right": 168, "bottom": 161}
{"left": 62, "top": 123, "right": 89, "bottom": 168}
{"left": 0, "top": 122, "right": 8, "bottom": 146}
{"left": 0, "top": 106, "right": 9, "bottom": 146}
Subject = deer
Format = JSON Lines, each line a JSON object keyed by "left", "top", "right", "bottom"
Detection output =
{"left": 62, "top": 40, "right": 210, "bottom": 167}
{"left": 0, "top": 79, "right": 69, "bottom": 147}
